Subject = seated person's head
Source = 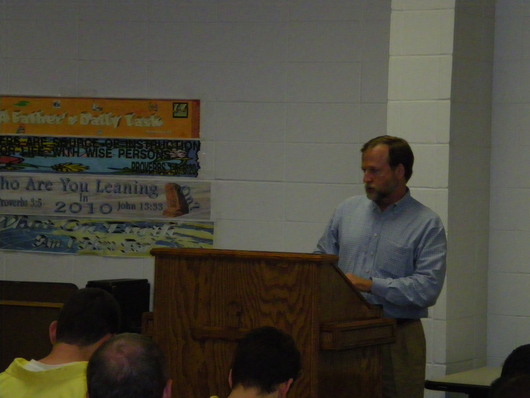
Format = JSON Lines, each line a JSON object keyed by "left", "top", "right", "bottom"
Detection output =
{"left": 490, "top": 374, "right": 530, "bottom": 398}
{"left": 229, "top": 326, "right": 301, "bottom": 397}
{"left": 52, "top": 287, "right": 121, "bottom": 347}
{"left": 501, "top": 344, "right": 530, "bottom": 378}
{"left": 490, "top": 344, "right": 530, "bottom": 398}
{"left": 87, "top": 333, "right": 171, "bottom": 398}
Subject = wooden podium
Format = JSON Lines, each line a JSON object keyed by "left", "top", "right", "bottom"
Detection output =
{"left": 149, "top": 248, "right": 395, "bottom": 398}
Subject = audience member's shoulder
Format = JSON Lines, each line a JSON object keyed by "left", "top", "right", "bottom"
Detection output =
{"left": 490, "top": 374, "right": 530, "bottom": 398}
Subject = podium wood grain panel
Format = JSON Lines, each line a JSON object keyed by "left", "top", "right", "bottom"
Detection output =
{"left": 150, "top": 249, "right": 394, "bottom": 398}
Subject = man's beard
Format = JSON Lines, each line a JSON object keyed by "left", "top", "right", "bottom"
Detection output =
{"left": 364, "top": 183, "right": 396, "bottom": 204}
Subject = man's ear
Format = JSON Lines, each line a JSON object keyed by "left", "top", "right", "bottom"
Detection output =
{"left": 163, "top": 379, "right": 172, "bottom": 398}
{"left": 49, "top": 320, "right": 58, "bottom": 344}
{"left": 395, "top": 163, "right": 405, "bottom": 179}
{"left": 277, "top": 378, "right": 294, "bottom": 398}
{"left": 99, "top": 333, "right": 113, "bottom": 345}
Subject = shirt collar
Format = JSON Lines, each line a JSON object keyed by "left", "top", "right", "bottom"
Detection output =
{"left": 370, "top": 189, "right": 411, "bottom": 213}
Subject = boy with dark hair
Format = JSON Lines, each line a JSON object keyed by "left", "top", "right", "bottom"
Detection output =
{"left": 490, "top": 344, "right": 530, "bottom": 397}
{"left": 225, "top": 326, "right": 301, "bottom": 398}
{"left": 501, "top": 344, "right": 530, "bottom": 378}
{"left": 0, "top": 287, "right": 121, "bottom": 398}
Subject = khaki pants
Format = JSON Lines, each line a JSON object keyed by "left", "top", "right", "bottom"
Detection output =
{"left": 382, "top": 319, "right": 426, "bottom": 398}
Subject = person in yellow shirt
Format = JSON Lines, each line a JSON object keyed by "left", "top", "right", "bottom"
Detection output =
{"left": 0, "top": 287, "right": 121, "bottom": 398}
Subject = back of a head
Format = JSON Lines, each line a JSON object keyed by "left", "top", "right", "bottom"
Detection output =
{"left": 87, "top": 333, "right": 169, "bottom": 398}
{"left": 502, "top": 344, "right": 530, "bottom": 378}
{"left": 231, "top": 326, "right": 301, "bottom": 394}
{"left": 56, "top": 287, "right": 121, "bottom": 346}
{"left": 490, "top": 374, "right": 530, "bottom": 398}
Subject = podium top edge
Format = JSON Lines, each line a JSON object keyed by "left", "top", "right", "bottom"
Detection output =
{"left": 150, "top": 248, "right": 338, "bottom": 263}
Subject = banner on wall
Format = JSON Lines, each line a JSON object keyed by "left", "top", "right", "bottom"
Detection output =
{"left": 0, "top": 215, "right": 214, "bottom": 257}
{"left": 0, "top": 136, "right": 200, "bottom": 176}
{"left": 0, "top": 96, "right": 200, "bottom": 139}
{"left": 0, "top": 173, "right": 210, "bottom": 221}
{"left": 0, "top": 96, "right": 212, "bottom": 257}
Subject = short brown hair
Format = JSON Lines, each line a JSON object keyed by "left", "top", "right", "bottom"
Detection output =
{"left": 56, "top": 287, "right": 121, "bottom": 346}
{"left": 231, "top": 327, "right": 301, "bottom": 394}
{"left": 361, "top": 135, "right": 414, "bottom": 181}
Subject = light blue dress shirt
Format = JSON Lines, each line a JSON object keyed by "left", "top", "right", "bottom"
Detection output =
{"left": 315, "top": 192, "right": 447, "bottom": 319}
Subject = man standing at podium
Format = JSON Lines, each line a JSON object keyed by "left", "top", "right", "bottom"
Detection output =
{"left": 315, "top": 135, "right": 447, "bottom": 398}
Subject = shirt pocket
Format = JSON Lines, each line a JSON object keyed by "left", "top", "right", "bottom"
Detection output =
{"left": 375, "top": 238, "right": 414, "bottom": 278}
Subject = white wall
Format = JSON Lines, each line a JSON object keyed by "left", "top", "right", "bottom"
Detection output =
{"left": 0, "top": 0, "right": 391, "bottom": 326}
{"left": 489, "top": 0, "right": 530, "bottom": 366}
{"left": 3, "top": 0, "right": 527, "bottom": 393}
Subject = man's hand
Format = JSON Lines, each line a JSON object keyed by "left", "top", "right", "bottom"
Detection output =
{"left": 345, "top": 273, "right": 373, "bottom": 293}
